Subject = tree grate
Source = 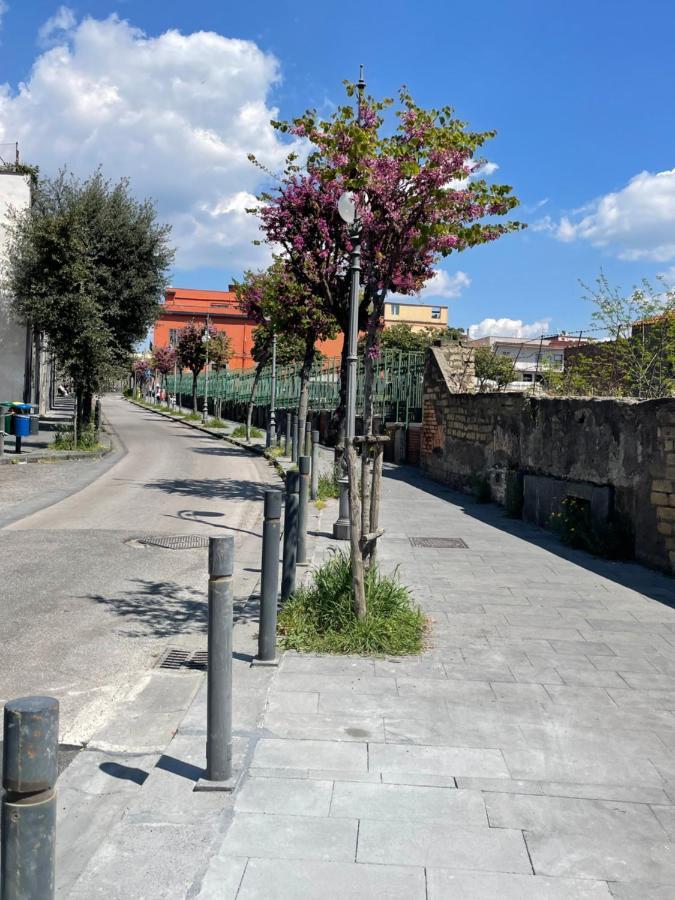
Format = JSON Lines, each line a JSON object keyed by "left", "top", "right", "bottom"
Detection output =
{"left": 136, "top": 535, "right": 210, "bottom": 551}
{"left": 409, "top": 537, "right": 469, "bottom": 549}
{"left": 157, "top": 648, "right": 208, "bottom": 671}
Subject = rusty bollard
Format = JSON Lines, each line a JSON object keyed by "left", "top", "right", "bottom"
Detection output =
{"left": 1, "top": 696, "right": 59, "bottom": 900}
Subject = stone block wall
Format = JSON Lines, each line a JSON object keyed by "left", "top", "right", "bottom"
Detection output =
{"left": 421, "top": 346, "right": 675, "bottom": 574}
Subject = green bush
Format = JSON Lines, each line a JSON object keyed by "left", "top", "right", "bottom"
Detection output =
{"left": 231, "top": 424, "right": 263, "bottom": 439}
{"left": 207, "top": 417, "right": 227, "bottom": 429}
{"left": 550, "top": 496, "right": 634, "bottom": 560}
{"left": 52, "top": 424, "right": 102, "bottom": 451}
{"left": 316, "top": 466, "right": 341, "bottom": 500}
{"left": 471, "top": 474, "right": 491, "bottom": 503}
{"left": 183, "top": 412, "right": 202, "bottom": 421}
{"left": 122, "top": 387, "right": 133, "bottom": 398}
{"left": 278, "top": 550, "right": 426, "bottom": 655}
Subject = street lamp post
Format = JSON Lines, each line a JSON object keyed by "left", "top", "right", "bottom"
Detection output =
{"left": 333, "top": 192, "right": 362, "bottom": 540}
{"left": 267, "top": 331, "right": 278, "bottom": 448}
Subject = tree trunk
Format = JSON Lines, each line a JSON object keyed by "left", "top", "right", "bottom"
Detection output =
{"left": 360, "top": 309, "right": 381, "bottom": 563}
{"left": 191, "top": 371, "right": 198, "bottom": 413}
{"left": 368, "top": 443, "right": 384, "bottom": 568}
{"left": 246, "top": 365, "right": 263, "bottom": 441}
{"left": 82, "top": 391, "right": 93, "bottom": 428}
{"left": 297, "top": 338, "right": 315, "bottom": 462}
{"left": 346, "top": 441, "right": 366, "bottom": 619}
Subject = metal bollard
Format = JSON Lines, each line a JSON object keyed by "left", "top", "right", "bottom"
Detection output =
{"left": 1, "top": 696, "right": 59, "bottom": 900}
{"left": 291, "top": 413, "right": 299, "bottom": 463}
{"left": 284, "top": 412, "right": 291, "bottom": 456}
{"left": 0, "top": 429, "right": 4, "bottom": 459}
{"left": 311, "top": 430, "right": 320, "bottom": 500}
{"left": 194, "top": 536, "right": 236, "bottom": 791}
{"left": 254, "top": 490, "right": 282, "bottom": 666}
{"left": 297, "top": 455, "right": 310, "bottom": 565}
{"left": 304, "top": 419, "right": 312, "bottom": 457}
{"left": 281, "top": 472, "right": 299, "bottom": 599}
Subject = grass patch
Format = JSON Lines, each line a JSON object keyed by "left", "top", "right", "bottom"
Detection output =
{"left": 231, "top": 424, "right": 263, "bottom": 439}
{"left": 278, "top": 550, "right": 426, "bottom": 655}
{"left": 52, "top": 425, "right": 103, "bottom": 452}
{"left": 207, "top": 417, "right": 227, "bottom": 429}
{"left": 267, "top": 445, "right": 285, "bottom": 457}
{"left": 314, "top": 498, "right": 327, "bottom": 510}
{"left": 316, "top": 466, "right": 341, "bottom": 500}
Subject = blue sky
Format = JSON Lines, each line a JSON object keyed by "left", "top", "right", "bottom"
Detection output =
{"left": 1, "top": 1, "right": 674, "bottom": 338}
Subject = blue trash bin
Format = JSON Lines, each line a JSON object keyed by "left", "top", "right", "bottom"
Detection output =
{"left": 14, "top": 415, "right": 30, "bottom": 437}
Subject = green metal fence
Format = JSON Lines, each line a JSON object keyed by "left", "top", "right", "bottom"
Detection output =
{"left": 167, "top": 350, "right": 425, "bottom": 425}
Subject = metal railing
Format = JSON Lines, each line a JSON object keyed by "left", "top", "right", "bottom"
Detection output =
{"left": 166, "top": 350, "right": 425, "bottom": 425}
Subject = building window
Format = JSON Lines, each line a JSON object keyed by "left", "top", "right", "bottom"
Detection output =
{"left": 169, "top": 328, "right": 179, "bottom": 346}
{"left": 431, "top": 307, "right": 441, "bottom": 319}
{"left": 522, "top": 373, "right": 533, "bottom": 382}
{"left": 390, "top": 304, "right": 400, "bottom": 316}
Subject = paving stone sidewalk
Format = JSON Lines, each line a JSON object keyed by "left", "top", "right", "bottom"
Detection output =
{"left": 202, "top": 462, "right": 675, "bottom": 899}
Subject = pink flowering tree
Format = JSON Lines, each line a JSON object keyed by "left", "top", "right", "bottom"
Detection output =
{"left": 176, "top": 319, "right": 216, "bottom": 412}
{"left": 236, "top": 259, "right": 337, "bottom": 443}
{"left": 151, "top": 345, "right": 177, "bottom": 396}
{"left": 251, "top": 81, "right": 523, "bottom": 615}
{"left": 131, "top": 358, "right": 150, "bottom": 397}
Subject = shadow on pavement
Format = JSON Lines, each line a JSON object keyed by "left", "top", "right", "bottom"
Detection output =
{"left": 145, "top": 477, "right": 266, "bottom": 503}
{"left": 156, "top": 754, "right": 202, "bottom": 782}
{"left": 99, "top": 761, "right": 149, "bottom": 785}
{"left": 383, "top": 463, "right": 674, "bottom": 608}
{"left": 85, "top": 577, "right": 262, "bottom": 637}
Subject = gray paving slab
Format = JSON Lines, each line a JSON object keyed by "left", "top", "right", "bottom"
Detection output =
{"left": 426, "top": 869, "right": 613, "bottom": 899}
{"left": 369, "top": 741, "right": 510, "bottom": 778}
{"left": 485, "top": 792, "right": 667, "bottom": 839}
{"left": 651, "top": 804, "right": 675, "bottom": 839}
{"left": 276, "top": 672, "right": 398, "bottom": 694}
{"left": 219, "top": 812, "right": 357, "bottom": 861}
{"left": 234, "top": 777, "right": 333, "bottom": 816}
{"left": 526, "top": 831, "right": 675, "bottom": 883}
{"left": 607, "top": 884, "right": 675, "bottom": 899}
{"left": 236, "top": 858, "right": 426, "bottom": 899}
{"left": 263, "top": 710, "right": 385, "bottom": 742}
{"left": 252, "top": 737, "right": 368, "bottom": 771}
{"left": 194, "top": 856, "right": 247, "bottom": 900}
{"left": 357, "top": 818, "right": 531, "bottom": 872}
{"left": 329, "top": 781, "right": 487, "bottom": 824}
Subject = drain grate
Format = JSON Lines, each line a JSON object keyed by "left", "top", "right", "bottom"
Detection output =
{"left": 409, "top": 537, "right": 469, "bottom": 549}
{"left": 157, "top": 648, "right": 208, "bottom": 671}
{"left": 136, "top": 535, "right": 210, "bottom": 551}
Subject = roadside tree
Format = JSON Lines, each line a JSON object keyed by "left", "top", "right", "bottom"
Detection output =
{"left": 5, "top": 169, "right": 173, "bottom": 429}
{"left": 176, "top": 320, "right": 216, "bottom": 412}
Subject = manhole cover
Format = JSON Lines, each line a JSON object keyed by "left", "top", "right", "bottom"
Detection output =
{"left": 134, "top": 535, "right": 210, "bottom": 551}
{"left": 157, "top": 647, "right": 208, "bottom": 671}
{"left": 409, "top": 537, "right": 469, "bottom": 549}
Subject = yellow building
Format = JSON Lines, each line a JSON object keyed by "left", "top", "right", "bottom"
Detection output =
{"left": 383, "top": 300, "right": 448, "bottom": 332}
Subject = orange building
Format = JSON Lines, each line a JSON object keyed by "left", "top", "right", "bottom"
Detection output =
{"left": 153, "top": 287, "right": 344, "bottom": 369}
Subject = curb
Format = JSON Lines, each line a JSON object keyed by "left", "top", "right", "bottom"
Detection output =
{"left": 0, "top": 439, "right": 114, "bottom": 466}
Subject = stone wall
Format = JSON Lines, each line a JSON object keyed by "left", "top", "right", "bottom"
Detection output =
{"left": 421, "top": 346, "right": 675, "bottom": 574}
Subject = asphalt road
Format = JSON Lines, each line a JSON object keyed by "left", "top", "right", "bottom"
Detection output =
{"left": 0, "top": 396, "right": 277, "bottom": 744}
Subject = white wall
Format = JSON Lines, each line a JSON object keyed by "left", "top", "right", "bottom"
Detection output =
{"left": 0, "top": 172, "right": 31, "bottom": 401}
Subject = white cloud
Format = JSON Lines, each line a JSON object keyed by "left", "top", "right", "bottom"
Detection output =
{"left": 468, "top": 317, "right": 551, "bottom": 339}
{"left": 535, "top": 168, "right": 675, "bottom": 262}
{"left": 390, "top": 269, "right": 471, "bottom": 304}
{"left": 0, "top": 13, "right": 303, "bottom": 271}
{"left": 38, "top": 5, "right": 76, "bottom": 46}
{"left": 0, "top": 2, "right": 8, "bottom": 30}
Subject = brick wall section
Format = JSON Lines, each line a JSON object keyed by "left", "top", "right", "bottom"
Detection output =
{"left": 421, "top": 346, "right": 675, "bottom": 575}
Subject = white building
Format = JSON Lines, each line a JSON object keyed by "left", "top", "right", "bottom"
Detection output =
{"left": 0, "top": 168, "right": 32, "bottom": 403}
{"left": 466, "top": 335, "right": 577, "bottom": 388}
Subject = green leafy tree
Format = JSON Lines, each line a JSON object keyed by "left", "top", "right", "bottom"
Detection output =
{"left": 176, "top": 319, "right": 216, "bottom": 412}
{"left": 583, "top": 273, "right": 675, "bottom": 398}
{"left": 236, "top": 260, "right": 337, "bottom": 444}
{"left": 474, "top": 346, "right": 516, "bottom": 391}
{"left": 244, "top": 321, "right": 306, "bottom": 441}
{"left": 5, "top": 169, "right": 173, "bottom": 428}
{"left": 206, "top": 331, "right": 233, "bottom": 418}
